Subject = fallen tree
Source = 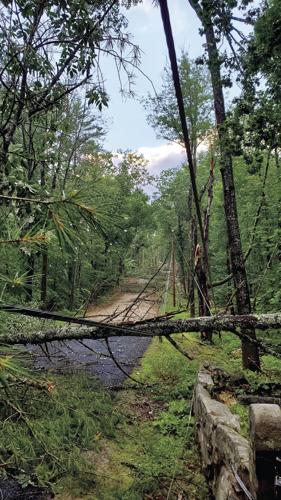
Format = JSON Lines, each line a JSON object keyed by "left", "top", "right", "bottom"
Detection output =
{"left": 0, "top": 304, "right": 281, "bottom": 346}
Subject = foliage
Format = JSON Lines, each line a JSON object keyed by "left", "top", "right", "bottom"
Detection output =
{"left": 153, "top": 400, "right": 193, "bottom": 435}
{"left": 145, "top": 52, "right": 213, "bottom": 149}
{"left": 0, "top": 116, "right": 154, "bottom": 308}
{"left": 0, "top": 0, "right": 152, "bottom": 311}
{"left": 0, "top": 0, "right": 139, "bottom": 175}
{"left": 91, "top": 331, "right": 210, "bottom": 500}
{"left": 0, "top": 0, "right": 281, "bottom": 496}
{"left": 149, "top": 145, "right": 281, "bottom": 313}
{"left": 0, "top": 371, "right": 120, "bottom": 495}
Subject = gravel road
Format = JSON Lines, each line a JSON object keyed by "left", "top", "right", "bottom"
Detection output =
{"left": 29, "top": 287, "right": 159, "bottom": 386}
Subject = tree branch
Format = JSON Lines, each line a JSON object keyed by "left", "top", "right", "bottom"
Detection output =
{"left": 0, "top": 304, "right": 281, "bottom": 345}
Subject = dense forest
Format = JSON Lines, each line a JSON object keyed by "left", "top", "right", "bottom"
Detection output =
{"left": 0, "top": 0, "right": 280, "bottom": 498}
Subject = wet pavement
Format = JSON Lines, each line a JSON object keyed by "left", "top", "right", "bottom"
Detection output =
{"left": 29, "top": 289, "right": 159, "bottom": 386}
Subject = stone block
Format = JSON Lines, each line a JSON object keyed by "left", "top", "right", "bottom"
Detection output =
{"left": 193, "top": 371, "right": 258, "bottom": 499}
{"left": 215, "top": 465, "right": 241, "bottom": 500}
{"left": 249, "top": 403, "right": 281, "bottom": 452}
{"left": 214, "top": 423, "right": 250, "bottom": 470}
{"left": 195, "top": 383, "right": 240, "bottom": 433}
{"left": 197, "top": 371, "right": 214, "bottom": 390}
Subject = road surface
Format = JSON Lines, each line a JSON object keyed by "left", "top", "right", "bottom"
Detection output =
{"left": 29, "top": 285, "right": 159, "bottom": 386}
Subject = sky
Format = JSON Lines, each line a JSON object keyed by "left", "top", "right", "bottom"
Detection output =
{"left": 101, "top": 0, "right": 204, "bottom": 177}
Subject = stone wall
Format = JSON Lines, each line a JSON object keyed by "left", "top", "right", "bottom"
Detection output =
{"left": 193, "top": 370, "right": 257, "bottom": 499}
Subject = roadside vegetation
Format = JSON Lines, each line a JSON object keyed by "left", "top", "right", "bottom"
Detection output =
{"left": 0, "top": 0, "right": 281, "bottom": 498}
{"left": 1, "top": 296, "right": 281, "bottom": 498}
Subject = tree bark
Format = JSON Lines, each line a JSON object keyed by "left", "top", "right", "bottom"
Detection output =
{"left": 176, "top": 218, "right": 188, "bottom": 297}
{"left": 195, "top": 244, "right": 212, "bottom": 341}
{"left": 40, "top": 248, "right": 48, "bottom": 306}
{"left": 68, "top": 254, "right": 79, "bottom": 310}
{"left": 172, "top": 237, "right": 176, "bottom": 307}
{"left": 188, "top": 0, "right": 260, "bottom": 370}
{"left": 189, "top": 214, "right": 197, "bottom": 316}
{"left": 203, "top": 153, "right": 215, "bottom": 258}
{"left": 0, "top": 305, "right": 281, "bottom": 345}
{"left": 226, "top": 242, "right": 235, "bottom": 314}
{"left": 24, "top": 255, "right": 35, "bottom": 302}
{"left": 159, "top": 0, "right": 207, "bottom": 262}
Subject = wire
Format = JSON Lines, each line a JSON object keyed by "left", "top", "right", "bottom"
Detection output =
{"left": 231, "top": 465, "right": 254, "bottom": 500}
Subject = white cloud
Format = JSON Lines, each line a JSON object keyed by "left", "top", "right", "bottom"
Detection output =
{"left": 113, "top": 141, "right": 208, "bottom": 178}
{"left": 134, "top": 0, "right": 188, "bottom": 35}
{"left": 112, "top": 141, "right": 208, "bottom": 197}
{"left": 138, "top": 142, "right": 186, "bottom": 176}
{"left": 135, "top": 0, "right": 156, "bottom": 15}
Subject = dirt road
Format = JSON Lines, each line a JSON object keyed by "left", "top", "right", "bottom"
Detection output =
{"left": 30, "top": 284, "right": 159, "bottom": 386}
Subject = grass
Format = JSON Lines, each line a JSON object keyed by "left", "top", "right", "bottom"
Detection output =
{"left": 0, "top": 308, "right": 211, "bottom": 498}
{"left": 0, "top": 372, "right": 122, "bottom": 496}
{"left": 1, "top": 297, "right": 281, "bottom": 498}
{"left": 90, "top": 336, "right": 210, "bottom": 500}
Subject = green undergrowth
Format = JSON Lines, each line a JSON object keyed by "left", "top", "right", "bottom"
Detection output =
{"left": 1, "top": 298, "right": 281, "bottom": 498}
{"left": 90, "top": 336, "right": 210, "bottom": 500}
{"left": 0, "top": 335, "right": 211, "bottom": 499}
{"left": 0, "top": 372, "right": 121, "bottom": 497}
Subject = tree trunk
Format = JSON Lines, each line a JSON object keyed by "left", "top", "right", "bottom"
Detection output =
{"left": 195, "top": 244, "right": 212, "bottom": 341}
{"left": 68, "top": 254, "right": 79, "bottom": 310}
{"left": 226, "top": 243, "right": 235, "bottom": 315}
{"left": 1, "top": 306, "right": 281, "bottom": 346}
{"left": 203, "top": 153, "right": 215, "bottom": 258}
{"left": 24, "top": 254, "right": 35, "bottom": 302}
{"left": 188, "top": 0, "right": 260, "bottom": 370}
{"left": 189, "top": 216, "right": 197, "bottom": 316}
{"left": 68, "top": 264, "right": 75, "bottom": 310}
{"left": 40, "top": 248, "right": 48, "bottom": 307}
{"left": 196, "top": 152, "right": 215, "bottom": 341}
{"left": 172, "top": 237, "right": 176, "bottom": 307}
{"left": 176, "top": 219, "right": 187, "bottom": 297}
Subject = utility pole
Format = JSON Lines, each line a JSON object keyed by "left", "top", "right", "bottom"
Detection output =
{"left": 172, "top": 236, "right": 176, "bottom": 308}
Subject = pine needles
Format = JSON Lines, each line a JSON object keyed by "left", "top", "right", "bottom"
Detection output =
{"left": 0, "top": 372, "right": 118, "bottom": 495}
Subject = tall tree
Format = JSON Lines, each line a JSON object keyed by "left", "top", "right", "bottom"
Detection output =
{"left": 145, "top": 52, "right": 213, "bottom": 315}
{"left": 188, "top": 0, "right": 260, "bottom": 369}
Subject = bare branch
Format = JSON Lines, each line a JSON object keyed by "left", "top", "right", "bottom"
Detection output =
{"left": 231, "top": 16, "right": 254, "bottom": 26}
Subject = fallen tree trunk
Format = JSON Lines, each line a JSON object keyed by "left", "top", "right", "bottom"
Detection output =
{"left": 0, "top": 305, "right": 281, "bottom": 345}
